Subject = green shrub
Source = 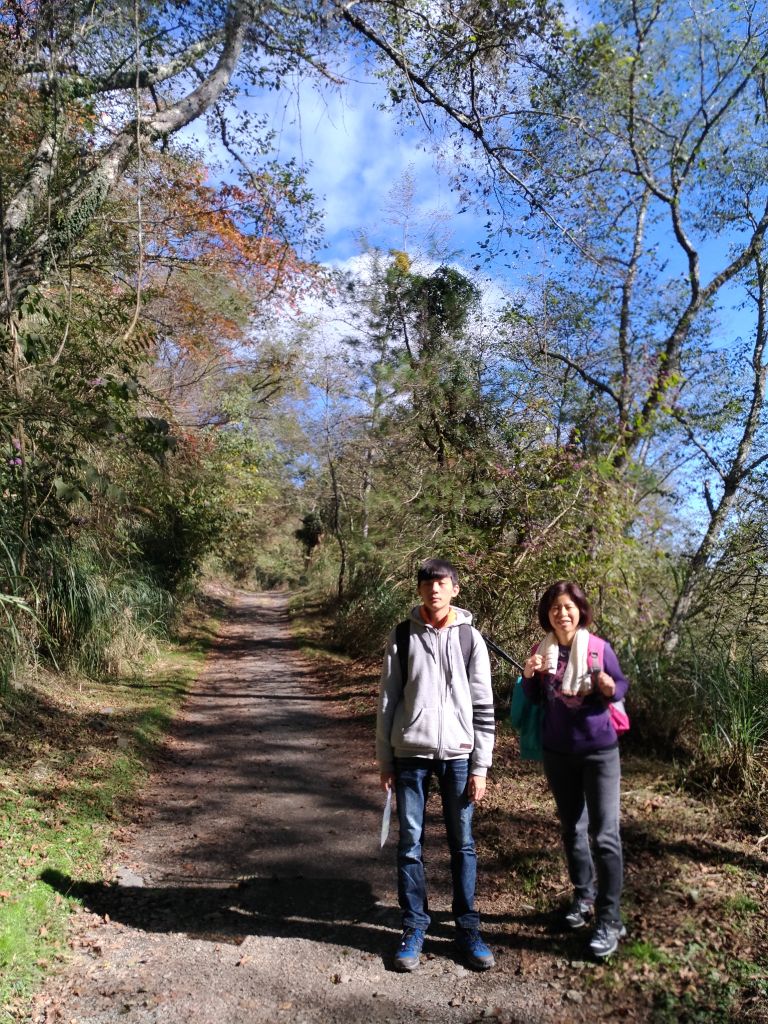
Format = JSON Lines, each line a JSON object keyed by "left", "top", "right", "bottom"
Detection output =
{"left": 684, "top": 652, "right": 768, "bottom": 805}
{"left": 134, "top": 487, "right": 226, "bottom": 593}
{"left": 33, "top": 539, "right": 173, "bottom": 678}
{"left": 614, "top": 642, "right": 691, "bottom": 754}
{"left": 333, "top": 560, "right": 411, "bottom": 658}
{"left": 0, "top": 536, "right": 39, "bottom": 693}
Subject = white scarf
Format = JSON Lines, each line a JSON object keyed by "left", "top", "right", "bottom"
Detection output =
{"left": 537, "top": 627, "right": 592, "bottom": 696}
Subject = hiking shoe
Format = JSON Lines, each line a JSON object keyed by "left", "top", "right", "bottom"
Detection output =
{"left": 455, "top": 928, "right": 495, "bottom": 971}
{"left": 564, "top": 896, "right": 594, "bottom": 930}
{"left": 394, "top": 927, "right": 425, "bottom": 972}
{"left": 589, "top": 920, "right": 627, "bottom": 959}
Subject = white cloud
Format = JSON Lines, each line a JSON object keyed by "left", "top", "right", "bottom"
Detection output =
{"left": 177, "top": 62, "right": 517, "bottom": 288}
{"left": 241, "top": 74, "right": 474, "bottom": 259}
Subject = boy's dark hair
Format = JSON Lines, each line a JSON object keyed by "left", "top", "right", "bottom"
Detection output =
{"left": 537, "top": 580, "right": 593, "bottom": 631}
{"left": 417, "top": 558, "right": 459, "bottom": 586}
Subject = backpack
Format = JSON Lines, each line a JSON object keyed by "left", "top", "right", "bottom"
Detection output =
{"left": 509, "top": 677, "right": 544, "bottom": 760}
{"left": 394, "top": 619, "right": 473, "bottom": 689}
{"left": 586, "top": 635, "right": 630, "bottom": 735}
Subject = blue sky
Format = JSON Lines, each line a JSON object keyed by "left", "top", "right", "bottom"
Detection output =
{"left": 232, "top": 72, "right": 512, "bottom": 276}
{"left": 226, "top": 71, "right": 757, "bottom": 350}
{"left": 214, "top": 68, "right": 760, "bottom": 370}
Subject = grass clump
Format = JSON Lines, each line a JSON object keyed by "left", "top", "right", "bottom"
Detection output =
{"left": 619, "top": 639, "right": 768, "bottom": 827}
{"left": 647, "top": 954, "right": 768, "bottom": 1024}
{"left": 35, "top": 539, "right": 175, "bottom": 680}
{"left": 333, "top": 572, "right": 409, "bottom": 657}
{"left": 625, "top": 940, "right": 674, "bottom": 967}
{"left": 722, "top": 894, "right": 762, "bottom": 917}
{"left": 690, "top": 655, "right": 768, "bottom": 799}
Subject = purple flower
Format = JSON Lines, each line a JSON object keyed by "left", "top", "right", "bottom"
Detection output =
{"left": 11, "top": 437, "right": 21, "bottom": 450}
{"left": 8, "top": 457, "right": 22, "bottom": 466}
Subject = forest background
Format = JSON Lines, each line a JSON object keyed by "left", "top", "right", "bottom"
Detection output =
{"left": 2, "top": 1, "right": 768, "bottom": 1019}
{"left": 2, "top": 0, "right": 768, "bottom": 826}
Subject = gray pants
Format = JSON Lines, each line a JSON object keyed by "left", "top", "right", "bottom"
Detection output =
{"left": 543, "top": 745, "right": 623, "bottom": 924}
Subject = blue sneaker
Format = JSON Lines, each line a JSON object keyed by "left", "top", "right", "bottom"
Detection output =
{"left": 455, "top": 928, "right": 495, "bottom": 970}
{"left": 394, "top": 927, "right": 425, "bottom": 972}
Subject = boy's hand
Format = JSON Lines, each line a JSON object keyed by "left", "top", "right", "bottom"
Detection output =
{"left": 468, "top": 775, "right": 486, "bottom": 803}
{"left": 380, "top": 771, "right": 395, "bottom": 792}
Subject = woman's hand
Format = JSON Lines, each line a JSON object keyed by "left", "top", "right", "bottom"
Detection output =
{"left": 594, "top": 671, "right": 616, "bottom": 698}
{"left": 523, "top": 653, "right": 545, "bottom": 679}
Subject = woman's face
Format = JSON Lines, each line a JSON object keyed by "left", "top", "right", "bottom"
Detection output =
{"left": 548, "top": 593, "right": 581, "bottom": 645}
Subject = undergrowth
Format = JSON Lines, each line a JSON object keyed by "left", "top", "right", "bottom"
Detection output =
{"left": 0, "top": 597, "right": 217, "bottom": 1022}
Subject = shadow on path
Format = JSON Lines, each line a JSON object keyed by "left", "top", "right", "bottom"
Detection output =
{"left": 41, "top": 868, "right": 504, "bottom": 963}
{"left": 42, "top": 868, "right": 397, "bottom": 951}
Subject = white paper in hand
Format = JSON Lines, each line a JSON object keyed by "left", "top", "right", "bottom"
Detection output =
{"left": 380, "top": 788, "right": 392, "bottom": 847}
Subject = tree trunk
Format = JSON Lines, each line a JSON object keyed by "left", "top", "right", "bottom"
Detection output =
{"left": 662, "top": 252, "right": 768, "bottom": 653}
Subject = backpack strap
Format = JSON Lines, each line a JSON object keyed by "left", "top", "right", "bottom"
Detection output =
{"left": 587, "top": 633, "right": 605, "bottom": 676}
{"left": 395, "top": 619, "right": 410, "bottom": 688}
{"left": 459, "top": 623, "right": 473, "bottom": 673}
{"left": 395, "top": 618, "right": 473, "bottom": 689}
{"left": 588, "top": 633, "right": 629, "bottom": 733}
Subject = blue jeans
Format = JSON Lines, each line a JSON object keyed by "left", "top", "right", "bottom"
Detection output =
{"left": 395, "top": 757, "right": 479, "bottom": 931}
{"left": 543, "top": 745, "right": 623, "bottom": 924}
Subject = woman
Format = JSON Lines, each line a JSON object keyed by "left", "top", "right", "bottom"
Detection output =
{"left": 522, "top": 580, "right": 629, "bottom": 959}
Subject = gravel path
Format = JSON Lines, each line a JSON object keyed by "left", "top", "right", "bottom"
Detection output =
{"left": 31, "top": 589, "right": 562, "bottom": 1024}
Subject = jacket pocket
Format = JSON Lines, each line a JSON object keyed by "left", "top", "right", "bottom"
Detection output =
{"left": 441, "top": 705, "right": 474, "bottom": 756}
{"left": 400, "top": 707, "right": 439, "bottom": 751}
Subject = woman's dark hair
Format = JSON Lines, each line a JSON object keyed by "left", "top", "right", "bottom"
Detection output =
{"left": 537, "top": 580, "right": 593, "bottom": 631}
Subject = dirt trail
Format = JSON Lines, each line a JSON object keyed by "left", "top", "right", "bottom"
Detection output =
{"left": 31, "top": 589, "right": 560, "bottom": 1024}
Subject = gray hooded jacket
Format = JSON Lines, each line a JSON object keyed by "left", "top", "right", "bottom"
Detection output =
{"left": 376, "top": 605, "right": 495, "bottom": 776}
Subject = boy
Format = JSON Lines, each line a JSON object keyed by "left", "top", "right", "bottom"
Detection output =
{"left": 376, "top": 558, "right": 495, "bottom": 972}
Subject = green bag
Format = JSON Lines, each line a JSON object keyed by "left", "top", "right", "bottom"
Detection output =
{"left": 509, "top": 676, "right": 543, "bottom": 761}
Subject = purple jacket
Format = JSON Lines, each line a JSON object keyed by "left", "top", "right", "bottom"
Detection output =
{"left": 521, "top": 639, "right": 629, "bottom": 754}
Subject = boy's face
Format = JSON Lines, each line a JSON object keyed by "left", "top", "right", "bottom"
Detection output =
{"left": 417, "top": 574, "right": 460, "bottom": 617}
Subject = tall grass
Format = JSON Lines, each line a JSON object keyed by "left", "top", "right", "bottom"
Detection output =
{"left": 0, "top": 593, "right": 37, "bottom": 691}
{"left": 334, "top": 570, "right": 410, "bottom": 657}
{"left": 688, "top": 653, "right": 768, "bottom": 802}
{"left": 0, "top": 535, "right": 39, "bottom": 692}
{"left": 34, "top": 540, "right": 174, "bottom": 679}
{"left": 0, "top": 530, "right": 177, "bottom": 693}
{"left": 613, "top": 642, "right": 690, "bottom": 752}
{"left": 623, "top": 637, "right": 768, "bottom": 814}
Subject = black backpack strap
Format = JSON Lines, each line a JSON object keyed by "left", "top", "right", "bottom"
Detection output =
{"left": 459, "top": 623, "right": 473, "bottom": 674}
{"left": 395, "top": 619, "right": 473, "bottom": 691}
{"left": 395, "top": 619, "right": 410, "bottom": 688}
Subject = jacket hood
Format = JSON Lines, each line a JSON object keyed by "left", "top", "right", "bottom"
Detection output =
{"left": 409, "top": 605, "right": 474, "bottom": 627}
